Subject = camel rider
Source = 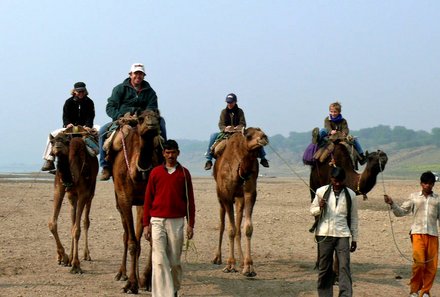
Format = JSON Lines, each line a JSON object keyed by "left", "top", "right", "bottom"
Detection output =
{"left": 204, "top": 93, "right": 269, "bottom": 170}
{"left": 312, "top": 101, "right": 366, "bottom": 165}
{"left": 41, "top": 82, "right": 95, "bottom": 172}
{"left": 98, "top": 63, "right": 166, "bottom": 181}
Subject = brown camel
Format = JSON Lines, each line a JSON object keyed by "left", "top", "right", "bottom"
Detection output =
{"left": 310, "top": 142, "right": 388, "bottom": 201}
{"left": 108, "top": 110, "right": 163, "bottom": 294}
{"left": 48, "top": 126, "right": 98, "bottom": 274}
{"left": 211, "top": 127, "right": 269, "bottom": 277}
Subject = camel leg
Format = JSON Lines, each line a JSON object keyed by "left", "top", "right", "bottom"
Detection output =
{"left": 82, "top": 197, "right": 92, "bottom": 261}
{"left": 67, "top": 193, "right": 78, "bottom": 267}
{"left": 114, "top": 195, "right": 128, "bottom": 282}
{"left": 234, "top": 197, "right": 244, "bottom": 267}
{"left": 212, "top": 203, "right": 225, "bottom": 265}
{"left": 242, "top": 190, "right": 257, "bottom": 277}
{"left": 116, "top": 198, "right": 139, "bottom": 294}
{"left": 223, "top": 202, "right": 237, "bottom": 273}
{"left": 48, "top": 182, "right": 69, "bottom": 266}
{"left": 135, "top": 206, "right": 152, "bottom": 292}
{"left": 70, "top": 192, "right": 87, "bottom": 274}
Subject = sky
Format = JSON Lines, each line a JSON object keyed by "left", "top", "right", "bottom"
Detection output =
{"left": 0, "top": 1, "right": 439, "bottom": 169}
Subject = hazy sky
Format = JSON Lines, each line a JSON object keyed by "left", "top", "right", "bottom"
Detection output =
{"left": 1, "top": 1, "right": 439, "bottom": 168}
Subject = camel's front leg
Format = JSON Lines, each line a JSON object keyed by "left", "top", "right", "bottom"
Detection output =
{"left": 242, "top": 191, "right": 257, "bottom": 277}
{"left": 115, "top": 197, "right": 128, "bottom": 282}
{"left": 82, "top": 199, "right": 92, "bottom": 261}
{"left": 223, "top": 203, "right": 237, "bottom": 273}
{"left": 212, "top": 203, "right": 225, "bottom": 265}
{"left": 48, "top": 186, "right": 69, "bottom": 266}
{"left": 234, "top": 197, "right": 244, "bottom": 267}
{"left": 70, "top": 194, "right": 86, "bottom": 274}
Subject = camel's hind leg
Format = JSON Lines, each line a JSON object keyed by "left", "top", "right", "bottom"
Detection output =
{"left": 48, "top": 183, "right": 69, "bottom": 266}
{"left": 212, "top": 203, "right": 226, "bottom": 265}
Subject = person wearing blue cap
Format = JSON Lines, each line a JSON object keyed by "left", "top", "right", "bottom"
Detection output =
{"left": 204, "top": 93, "right": 269, "bottom": 170}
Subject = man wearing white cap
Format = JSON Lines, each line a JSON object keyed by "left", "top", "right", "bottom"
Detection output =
{"left": 98, "top": 63, "right": 166, "bottom": 180}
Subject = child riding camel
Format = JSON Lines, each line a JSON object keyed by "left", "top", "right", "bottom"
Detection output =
{"left": 312, "top": 101, "right": 366, "bottom": 165}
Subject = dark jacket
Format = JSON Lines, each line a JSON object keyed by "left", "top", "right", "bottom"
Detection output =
{"left": 218, "top": 104, "right": 246, "bottom": 131}
{"left": 106, "top": 78, "right": 158, "bottom": 121}
{"left": 62, "top": 96, "right": 95, "bottom": 128}
{"left": 323, "top": 116, "right": 349, "bottom": 136}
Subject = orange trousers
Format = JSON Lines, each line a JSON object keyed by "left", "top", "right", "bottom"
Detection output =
{"left": 410, "top": 234, "right": 438, "bottom": 296}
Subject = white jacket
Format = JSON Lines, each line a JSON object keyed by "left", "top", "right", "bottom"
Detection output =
{"left": 310, "top": 185, "right": 359, "bottom": 242}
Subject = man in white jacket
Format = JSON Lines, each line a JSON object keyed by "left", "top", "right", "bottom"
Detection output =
{"left": 310, "top": 166, "right": 358, "bottom": 297}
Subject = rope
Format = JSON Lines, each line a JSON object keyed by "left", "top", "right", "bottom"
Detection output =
{"left": 380, "top": 160, "right": 436, "bottom": 264}
{"left": 120, "top": 130, "right": 131, "bottom": 172}
{"left": 181, "top": 165, "right": 198, "bottom": 262}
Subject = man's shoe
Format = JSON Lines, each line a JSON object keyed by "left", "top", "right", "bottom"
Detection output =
{"left": 422, "top": 293, "right": 429, "bottom": 297}
{"left": 204, "top": 160, "right": 213, "bottom": 170}
{"left": 409, "top": 293, "right": 418, "bottom": 297}
{"left": 100, "top": 167, "right": 111, "bottom": 181}
{"left": 260, "top": 158, "right": 269, "bottom": 168}
{"left": 312, "top": 127, "right": 319, "bottom": 144}
{"left": 41, "top": 160, "right": 55, "bottom": 171}
{"left": 358, "top": 153, "right": 367, "bottom": 165}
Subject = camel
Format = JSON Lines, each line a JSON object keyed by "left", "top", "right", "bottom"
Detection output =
{"left": 309, "top": 142, "right": 388, "bottom": 201}
{"left": 211, "top": 127, "right": 269, "bottom": 277}
{"left": 48, "top": 126, "right": 98, "bottom": 274}
{"left": 108, "top": 109, "right": 163, "bottom": 294}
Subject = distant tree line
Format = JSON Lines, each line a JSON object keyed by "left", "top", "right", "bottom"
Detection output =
{"left": 268, "top": 125, "right": 440, "bottom": 154}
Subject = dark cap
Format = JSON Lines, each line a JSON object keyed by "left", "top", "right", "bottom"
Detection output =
{"left": 225, "top": 93, "right": 237, "bottom": 103}
{"left": 330, "top": 166, "right": 346, "bottom": 181}
{"left": 74, "top": 82, "right": 86, "bottom": 92}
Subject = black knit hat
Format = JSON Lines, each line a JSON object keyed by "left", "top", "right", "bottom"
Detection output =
{"left": 74, "top": 82, "right": 86, "bottom": 92}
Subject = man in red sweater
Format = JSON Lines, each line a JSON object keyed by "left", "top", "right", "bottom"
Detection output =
{"left": 143, "top": 139, "right": 195, "bottom": 297}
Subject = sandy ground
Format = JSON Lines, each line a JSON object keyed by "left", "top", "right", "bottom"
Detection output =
{"left": 0, "top": 174, "right": 438, "bottom": 297}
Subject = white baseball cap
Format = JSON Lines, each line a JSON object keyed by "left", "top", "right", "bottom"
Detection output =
{"left": 130, "top": 63, "right": 145, "bottom": 74}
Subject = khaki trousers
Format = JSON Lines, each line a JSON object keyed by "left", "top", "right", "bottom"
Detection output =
{"left": 151, "top": 217, "right": 184, "bottom": 297}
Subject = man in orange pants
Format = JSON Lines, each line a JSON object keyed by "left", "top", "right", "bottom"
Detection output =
{"left": 384, "top": 171, "right": 439, "bottom": 297}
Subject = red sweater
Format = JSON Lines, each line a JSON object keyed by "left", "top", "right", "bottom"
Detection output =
{"left": 143, "top": 163, "right": 195, "bottom": 228}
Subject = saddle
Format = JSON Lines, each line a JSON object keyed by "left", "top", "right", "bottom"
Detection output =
{"left": 102, "top": 113, "right": 163, "bottom": 159}
{"left": 211, "top": 130, "right": 241, "bottom": 159}
{"left": 313, "top": 137, "right": 360, "bottom": 167}
{"left": 63, "top": 126, "right": 99, "bottom": 157}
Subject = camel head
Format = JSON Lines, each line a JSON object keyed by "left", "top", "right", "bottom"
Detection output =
{"left": 50, "top": 132, "right": 70, "bottom": 157}
{"left": 137, "top": 109, "right": 161, "bottom": 137}
{"left": 365, "top": 150, "right": 388, "bottom": 172}
{"left": 243, "top": 127, "right": 269, "bottom": 151}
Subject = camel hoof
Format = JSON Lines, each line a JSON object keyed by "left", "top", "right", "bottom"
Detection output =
{"left": 212, "top": 257, "right": 222, "bottom": 265}
{"left": 123, "top": 281, "right": 138, "bottom": 294}
{"left": 115, "top": 271, "right": 128, "bottom": 281}
{"left": 70, "top": 266, "right": 83, "bottom": 274}
{"left": 222, "top": 266, "right": 237, "bottom": 273}
{"left": 139, "top": 277, "right": 152, "bottom": 292}
{"left": 243, "top": 271, "right": 257, "bottom": 277}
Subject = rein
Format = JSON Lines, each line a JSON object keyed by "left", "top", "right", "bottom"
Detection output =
{"left": 120, "top": 130, "right": 131, "bottom": 172}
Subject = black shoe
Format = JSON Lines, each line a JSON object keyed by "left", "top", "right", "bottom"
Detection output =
{"left": 260, "top": 158, "right": 269, "bottom": 168}
{"left": 100, "top": 167, "right": 111, "bottom": 181}
{"left": 312, "top": 127, "right": 319, "bottom": 144}
{"left": 204, "top": 160, "right": 213, "bottom": 170}
{"left": 358, "top": 154, "right": 367, "bottom": 165}
{"left": 41, "top": 160, "right": 55, "bottom": 171}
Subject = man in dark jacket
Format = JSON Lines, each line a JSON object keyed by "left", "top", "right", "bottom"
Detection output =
{"left": 98, "top": 63, "right": 166, "bottom": 180}
{"left": 41, "top": 82, "right": 95, "bottom": 171}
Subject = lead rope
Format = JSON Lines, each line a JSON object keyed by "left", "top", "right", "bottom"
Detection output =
{"left": 120, "top": 130, "right": 131, "bottom": 172}
{"left": 267, "top": 143, "right": 329, "bottom": 243}
{"left": 182, "top": 165, "right": 198, "bottom": 262}
{"left": 380, "top": 160, "right": 435, "bottom": 264}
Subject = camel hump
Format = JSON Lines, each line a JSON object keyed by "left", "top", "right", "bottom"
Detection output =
{"left": 313, "top": 142, "right": 335, "bottom": 163}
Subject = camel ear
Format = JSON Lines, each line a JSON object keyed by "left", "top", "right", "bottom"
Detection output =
{"left": 49, "top": 134, "right": 55, "bottom": 141}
